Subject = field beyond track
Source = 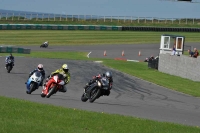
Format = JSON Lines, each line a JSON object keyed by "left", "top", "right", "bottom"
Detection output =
{"left": 0, "top": 30, "right": 200, "bottom": 46}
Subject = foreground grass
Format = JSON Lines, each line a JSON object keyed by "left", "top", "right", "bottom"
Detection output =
{"left": 0, "top": 96, "right": 199, "bottom": 133}
{"left": 1, "top": 51, "right": 200, "bottom": 97}
{"left": 0, "top": 30, "right": 200, "bottom": 45}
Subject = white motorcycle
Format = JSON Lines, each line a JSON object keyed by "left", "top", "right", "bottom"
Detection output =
{"left": 26, "top": 71, "right": 42, "bottom": 94}
{"left": 40, "top": 42, "right": 48, "bottom": 48}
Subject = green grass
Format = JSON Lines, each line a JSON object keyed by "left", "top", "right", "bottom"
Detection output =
{"left": 0, "top": 30, "right": 200, "bottom": 45}
{"left": 1, "top": 20, "right": 200, "bottom": 28}
{"left": 0, "top": 96, "right": 199, "bottom": 133}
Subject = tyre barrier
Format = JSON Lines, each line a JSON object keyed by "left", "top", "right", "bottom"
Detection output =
{"left": 148, "top": 58, "right": 159, "bottom": 70}
{"left": 1, "top": 24, "right": 199, "bottom": 32}
{"left": 0, "top": 46, "right": 31, "bottom": 54}
{"left": 122, "top": 27, "right": 200, "bottom": 32}
{"left": 0, "top": 24, "right": 122, "bottom": 31}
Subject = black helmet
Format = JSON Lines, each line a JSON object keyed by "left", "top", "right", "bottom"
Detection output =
{"left": 10, "top": 53, "right": 14, "bottom": 59}
{"left": 105, "top": 71, "right": 112, "bottom": 80}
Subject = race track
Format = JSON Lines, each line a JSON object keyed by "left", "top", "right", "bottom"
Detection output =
{"left": 1, "top": 43, "right": 200, "bottom": 127}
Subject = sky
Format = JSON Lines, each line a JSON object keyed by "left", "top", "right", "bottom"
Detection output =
{"left": 0, "top": 0, "right": 199, "bottom": 18}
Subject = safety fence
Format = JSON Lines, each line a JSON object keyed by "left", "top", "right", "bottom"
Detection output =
{"left": 1, "top": 12, "right": 200, "bottom": 25}
{"left": 0, "top": 46, "right": 31, "bottom": 54}
{"left": 0, "top": 24, "right": 122, "bottom": 30}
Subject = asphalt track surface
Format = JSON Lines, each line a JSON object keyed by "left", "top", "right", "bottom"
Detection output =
{"left": 1, "top": 43, "right": 200, "bottom": 127}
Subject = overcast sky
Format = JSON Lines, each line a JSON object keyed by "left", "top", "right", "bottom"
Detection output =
{"left": 0, "top": 0, "right": 199, "bottom": 18}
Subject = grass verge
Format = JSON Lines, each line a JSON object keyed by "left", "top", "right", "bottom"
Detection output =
{"left": 0, "top": 30, "right": 200, "bottom": 45}
{"left": 0, "top": 96, "right": 199, "bottom": 133}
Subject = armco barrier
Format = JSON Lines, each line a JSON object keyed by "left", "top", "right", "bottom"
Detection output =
{"left": 0, "top": 46, "right": 31, "bottom": 54}
{"left": 122, "top": 26, "right": 200, "bottom": 32}
{"left": 0, "top": 24, "right": 122, "bottom": 31}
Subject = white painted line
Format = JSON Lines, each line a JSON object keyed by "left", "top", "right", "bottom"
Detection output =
{"left": 87, "top": 51, "right": 92, "bottom": 58}
{"left": 127, "top": 59, "right": 139, "bottom": 62}
{"left": 0, "top": 45, "right": 16, "bottom": 47}
{"left": 94, "top": 61, "right": 103, "bottom": 63}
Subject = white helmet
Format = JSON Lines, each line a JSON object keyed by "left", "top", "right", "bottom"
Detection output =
{"left": 38, "top": 64, "right": 43, "bottom": 71}
{"left": 105, "top": 71, "right": 112, "bottom": 80}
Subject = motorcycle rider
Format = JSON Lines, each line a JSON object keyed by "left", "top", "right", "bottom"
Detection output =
{"left": 84, "top": 71, "right": 113, "bottom": 96}
{"left": 25, "top": 64, "right": 45, "bottom": 86}
{"left": 42, "top": 41, "right": 49, "bottom": 47}
{"left": 43, "top": 64, "right": 70, "bottom": 93}
{"left": 5, "top": 53, "right": 14, "bottom": 69}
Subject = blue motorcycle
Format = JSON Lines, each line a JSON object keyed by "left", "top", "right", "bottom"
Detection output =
{"left": 26, "top": 71, "right": 42, "bottom": 94}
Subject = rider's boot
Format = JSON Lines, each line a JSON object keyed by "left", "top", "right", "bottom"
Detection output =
{"left": 84, "top": 83, "right": 89, "bottom": 89}
{"left": 59, "top": 86, "right": 67, "bottom": 93}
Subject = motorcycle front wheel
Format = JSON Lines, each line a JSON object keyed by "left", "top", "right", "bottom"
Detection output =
{"left": 81, "top": 93, "right": 88, "bottom": 102}
{"left": 7, "top": 66, "right": 12, "bottom": 73}
{"left": 29, "top": 83, "right": 36, "bottom": 94}
{"left": 46, "top": 86, "right": 56, "bottom": 98}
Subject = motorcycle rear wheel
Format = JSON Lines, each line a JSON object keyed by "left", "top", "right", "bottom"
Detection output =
{"left": 41, "top": 93, "right": 46, "bottom": 98}
{"left": 89, "top": 88, "right": 101, "bottom": 103}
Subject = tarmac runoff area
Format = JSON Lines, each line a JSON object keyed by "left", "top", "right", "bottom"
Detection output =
{"left": 1, "top": 43, "right": 200, "bottom": 127}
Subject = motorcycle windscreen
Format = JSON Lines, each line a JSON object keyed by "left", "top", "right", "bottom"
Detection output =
{"left": 34, "top": 71, "right": 42, "bottom": 77}
{"left": 101, "top": 77, "right": 109, "bottom": 90}
{"left": 8, "top": 59, "right": 12, "bottom": 63}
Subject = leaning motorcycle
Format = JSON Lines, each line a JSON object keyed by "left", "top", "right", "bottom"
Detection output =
{"left": 41, "top": 74, "right": 65, "bottom": 98}
{"left": 81, "top": 76, "right": 109, "bottom": 103}
{"left": 6, "top": 59, "right": 14, "bottom": 73}
{"left": 26, "top": 71, "right": 42, "bottom": 94}
{"left": 40, "top": 43, "right": 48, "bottom": 48}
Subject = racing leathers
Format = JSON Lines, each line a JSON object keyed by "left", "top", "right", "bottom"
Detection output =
{"left": 5, "top": 55, "right": 14, "bottom": 68}
{"left": 43, "top": 41, "right": 48, "bottom": 47}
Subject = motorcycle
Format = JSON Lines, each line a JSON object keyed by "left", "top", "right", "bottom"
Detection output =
{"left": 81, "top": 76, "right": 109, "bottom": 103}
{"left": 40, "top": 43, "right": 48, "bottom": 48}
{"left": 26, "top": 71, "right": 42, "bottom": 94}
{"left": 41, "top": 74, "right": 65, "bottom": 98}
{"left": 6, "top": 59, "right": 14, "bottom": 73}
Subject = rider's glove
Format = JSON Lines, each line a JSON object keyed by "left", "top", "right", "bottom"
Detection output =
{"left": 47, "top": 75, "right": 51, "bottom": 78}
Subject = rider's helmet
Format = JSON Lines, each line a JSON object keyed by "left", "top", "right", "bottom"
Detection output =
{"left": 38, "top": 64, "right": 44, "bottom": 71}
{"left": 105, "top": 71, "right": 112, "bottom": 81}
{"left": 62, "top": 64, "right": 69, "bottom": 73}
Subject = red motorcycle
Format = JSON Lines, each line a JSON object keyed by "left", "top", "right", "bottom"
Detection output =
{"left": 41, "top": 74, "right": 65, "bottom": 98}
